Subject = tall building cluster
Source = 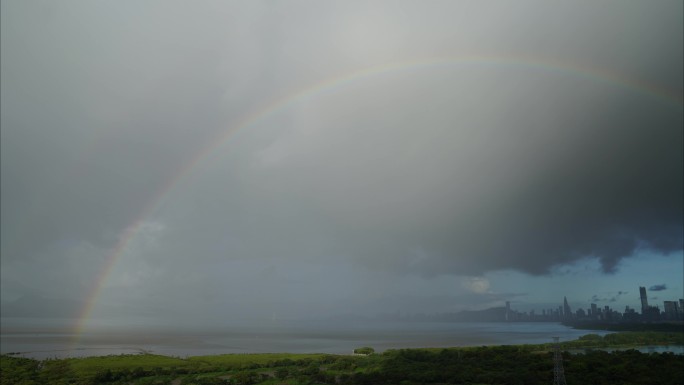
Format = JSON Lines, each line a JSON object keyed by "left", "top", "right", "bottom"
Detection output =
{"left": 637, "top": 286, "right": 683, "bottom": 321}
{"left": 505, "top": 286, "right": 684, "bottom": 323}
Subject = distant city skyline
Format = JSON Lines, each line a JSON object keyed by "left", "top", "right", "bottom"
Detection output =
{"left": 479, "top": 251, "right": 682, "bottom": 316}
{"left": 504, "top": 283, "right": 683, "bottom": 323}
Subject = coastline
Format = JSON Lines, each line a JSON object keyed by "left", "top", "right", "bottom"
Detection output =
{"left": 563, "top": 321, "right": 684, "bottom": 333}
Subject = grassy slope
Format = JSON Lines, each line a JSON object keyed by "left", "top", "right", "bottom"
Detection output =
{"left": 67, "top": 354, "right": 191, "bottom": 376}
{"left": 186, "top": 353, "right": 328, "bottom": 366}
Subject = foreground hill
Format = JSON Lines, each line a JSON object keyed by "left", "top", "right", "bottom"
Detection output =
{"left": 1, "top": 332, "right": 682, "bottom": 385}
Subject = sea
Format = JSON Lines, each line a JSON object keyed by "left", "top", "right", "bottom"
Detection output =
{"left": 1, "top": 319, "right": 681, "bottom": 359}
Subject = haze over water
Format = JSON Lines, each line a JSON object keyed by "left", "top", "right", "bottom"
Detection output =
{"left": 2, "top": 321, "right": 611, "bottom": 359}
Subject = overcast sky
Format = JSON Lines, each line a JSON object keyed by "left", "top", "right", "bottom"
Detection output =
{"left": 1, "top": 0, "right": 682, "bottom": 330}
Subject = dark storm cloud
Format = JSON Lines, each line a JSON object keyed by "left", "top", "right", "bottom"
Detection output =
{"left": 233, "top": 74, "right": 683, "bottom": 276}
{"left": 163, "top": 2, "right": 684, "bottom": 279}
{"left": 649, "top": 284, "right": 667, "bottom": 292}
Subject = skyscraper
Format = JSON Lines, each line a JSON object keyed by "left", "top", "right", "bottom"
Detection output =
{"left": 639, "top": 286, "right": 649, "bottom": 313}
{"left": 563, "top": 297, "right": 572, "bottom": 320}
{"left": 664, "top": 301, "right": 678, "bottom": 320}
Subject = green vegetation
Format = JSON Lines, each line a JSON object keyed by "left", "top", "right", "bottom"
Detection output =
{"left": 352, "top": 347, "right": 375, "bottom": 355}
{"left": 186, "top": 352, "right": 327, "bottom": 367}
{"left": 1, "top": 332, "right": 682, "bottom": 385}
{"left": 68, "top": 354, "right": 191, "bottom": 376}
{"left": 558, "top": 331, "right": 684, "bottom": 350}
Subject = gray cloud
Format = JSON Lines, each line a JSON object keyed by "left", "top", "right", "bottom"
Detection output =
{"left": 1, "top": 0, "right": 682, "bottom": 322}
{"left": 589, "top": 291, "right": 627, "bottom": 304}
{"left": 649, "top": 284, "right": 667, "bottom": 292}
{"left": 209, "top": 69, "right": 683, "bottom": 276}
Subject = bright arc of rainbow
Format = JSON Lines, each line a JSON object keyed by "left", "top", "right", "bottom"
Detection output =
{"left": 72, "top": 54, "right": 683, "bottom": 341}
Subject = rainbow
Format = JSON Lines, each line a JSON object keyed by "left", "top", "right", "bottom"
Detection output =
{"left": 72, "top": 54, "right": 683, "bottom": 339}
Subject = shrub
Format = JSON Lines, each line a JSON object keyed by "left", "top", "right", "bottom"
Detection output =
{"left": 353, "top": 347, "right": 375, "bottom": 355}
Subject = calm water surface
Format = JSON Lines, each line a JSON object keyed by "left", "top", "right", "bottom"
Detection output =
{"left": 1, "top": 320, "right": 678, "bottom": 359}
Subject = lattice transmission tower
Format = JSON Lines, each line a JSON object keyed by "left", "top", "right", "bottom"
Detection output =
{"left": 552, "top": 337, "right": 567, "bottom": 385}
